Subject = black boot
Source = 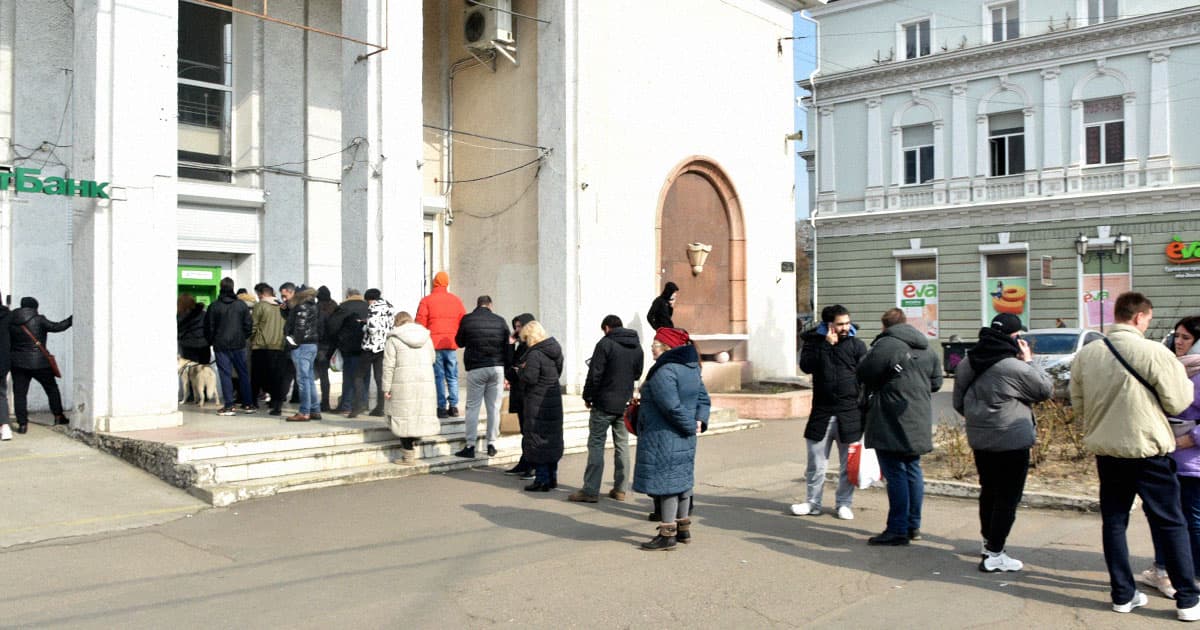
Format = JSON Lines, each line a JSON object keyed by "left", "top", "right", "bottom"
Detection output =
{"left": 676, "top": 518, "right": 692, "bottom": 544}
{"left": 54, "top": 415, "right": 70, "bottom": 426}
{"left": 641, "top": 524, "right": 678, "bottom": 551}
{"left": 15, "top": 421, "right": 28, "bottom": 434}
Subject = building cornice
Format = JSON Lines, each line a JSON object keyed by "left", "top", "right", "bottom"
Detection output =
{"left": 811, "top": 185, "right": 1200, "bottom": 238}
{"left": 803, "top": 7, "right": 1200, "bottom": 101}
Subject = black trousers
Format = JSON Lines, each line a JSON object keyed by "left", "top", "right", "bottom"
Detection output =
{"left": 353, "top": 351, "right": 384, "bottom": 412}
{"left": 251, "top": 349, "right": 289, "bottom": 412}
{"left": 13, "top": 366, "right": 64, "bottom": 423}
{"left": 315, "top": 349, "right": 331, "bottom": 410}
{"left": 974, "top": 448, "right": 1030, "bottom": 552}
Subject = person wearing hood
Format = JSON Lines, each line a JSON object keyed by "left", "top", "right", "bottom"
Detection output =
{"left": 327, "top": 288, "right": 370, "bottom": 417}
{"left": 517, "top": 320, "right": 565, "bottom": 492}
{"left": 381, "top": 311, "right": 440, "bottom": 464}
{"left": 357, "top": 288, "right": 395, "bottom": 417}
{"left": 454, "top": 295, "right": 512, "bottom": 459}
{"left": 314, "top": 286, "right": 338, "bottom": 412}
{"left": 633, "top": 327, "right": 711, "bottom": 551}
{"left": 952, "top": 313, "right": 1053, "bottom": 572}
{"left": 503, "top": 313, "right": 536, "bottom": 477}
{"left": 10, "top": 296, "right": 72, "bottom": 431}
{"left": 1138, "top": 316, "right": 1200, "bottom": 601}
{"left": 284, "top": 285, "right": 321, "bottom": 421}
{"left": 0, "top": 295, "right": 11, "bottom": 441}
{"left": 570, "top": 315, "right": 644, "bottom": 503}
{"left": 177, "top": 293, "right": 210, "bottom": 366}
{"left": 646, "top": 281, "right": 678, "bottom": 330}
{"left": 204, "top": 278, "right": 254, "bottom": 416}
{"left": 416, "top": 272, "right": 467, "bottom": 419}
{"left": 793, "top": 304, "right": 868, "bottom": 520}
{"left": 857, "top": 308, "right": 943, "bottom": 546}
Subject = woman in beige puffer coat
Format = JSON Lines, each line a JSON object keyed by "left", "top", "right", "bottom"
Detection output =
{"left": 382, "top": 312, "right": 441, "bottom": 463}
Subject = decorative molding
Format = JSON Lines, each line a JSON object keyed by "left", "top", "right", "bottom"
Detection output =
{"left": 807, "top": 8, "right": 1200, "bottom": 102}
{"left": 818, "top": 105, "right": 835, "bottom": 116}
{"left": 1040, "top": 67, "right": 1061, "bottom": 79}
{"left": 1149, "top": 49, "right": 1172, "bottom": 62}
{"left": 950, "top": 84, "right": 967, "bottom": 96}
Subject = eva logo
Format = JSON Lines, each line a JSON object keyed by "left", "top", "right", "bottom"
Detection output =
{"left": 902, "top": 283, "right": 937, "bottom": 298}
{"left": 0, "top": 167, "right": 110, "bottom": 199}
{"left": 1167, "top": 236, "right": 1200, "bottom": 265}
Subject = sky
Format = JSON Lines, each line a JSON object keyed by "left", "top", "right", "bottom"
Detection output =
{"left": 793, "top": 10, "right": 817, "bottom": 219}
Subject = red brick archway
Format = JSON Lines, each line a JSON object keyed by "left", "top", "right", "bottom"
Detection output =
{"left": 655, "top": 157, "right": 746, "bottom": 335}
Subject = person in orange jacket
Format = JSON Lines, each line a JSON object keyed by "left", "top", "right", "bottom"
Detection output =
{"left": 416, "top": 271, "right": 467, "bottom": 418}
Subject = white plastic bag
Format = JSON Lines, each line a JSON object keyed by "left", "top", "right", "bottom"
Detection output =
{"left": 847, "top": 441, "right": 881, "bottom": 489}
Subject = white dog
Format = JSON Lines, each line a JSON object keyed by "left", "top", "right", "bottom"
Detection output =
{"left": 178, "top": 357, "right": 219, "bottom": 407}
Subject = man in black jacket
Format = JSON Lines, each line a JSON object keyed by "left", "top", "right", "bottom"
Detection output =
{"left": 284, "top": 285, "right": 321, "bottom": 421}
{"left": 792, "top": 304, "right": 867, "bottom": 520}
{"left": 569, "top": 315, "right": 645, "bottom": 503}
{"left": 205, "top": 278, "right": 254, "bottom": 416}
{"left": 326, "top": 289, "right": 369, "bottom": 416}
{"left": 454, "top": 295, "right": 511, "bottom": 458}
{"left": 0, "top": 297, "right": 11, "bottom": 440}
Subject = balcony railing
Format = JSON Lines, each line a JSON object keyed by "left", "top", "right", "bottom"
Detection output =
{"left": 899, "top": 185, "right": 934, "bottom": 208}
{"left": 984, "top": 174, "right": 1025, "bottom": 201}
{"left": 1080, "top": 169, "right": 1124, "bottom": 192}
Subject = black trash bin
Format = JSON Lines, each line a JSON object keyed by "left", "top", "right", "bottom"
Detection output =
{"left": 941, "top": 341, "right": 976, "bottom": 376}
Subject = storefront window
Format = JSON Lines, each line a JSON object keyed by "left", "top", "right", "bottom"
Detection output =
{"left": 984, "top": 252, "right": 1029, "bottom": 328}
{"left": 897, "top": 256, "right": 938, "bottom": 338}
{"left": 178, "top": 0, "right": 233, "bottom": 182}
{"left": 1080, "top": 252, "right": 1130, "bottom": 332}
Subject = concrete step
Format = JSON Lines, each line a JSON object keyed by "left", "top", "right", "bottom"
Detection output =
{"left": 192, "top": 416, "right": 760, "bottom": 506}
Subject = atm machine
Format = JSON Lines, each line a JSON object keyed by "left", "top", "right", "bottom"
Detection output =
{"left": 177, "top": 264, "right": 221, "bottom": 306}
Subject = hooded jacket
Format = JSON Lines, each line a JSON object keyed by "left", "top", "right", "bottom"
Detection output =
{"left": 382, "top": 323, "right": 441, "bottom": 438}
{"left": 456, "top": 305, "right": 511, "bottom": 371}
{"left": 177, "top": 303, "right": 210, "bottom": 364}
{"left": 520, "top": 337, "right": 565, "bottom": 464}
{"left": 799, "top": 324, "right": 867, "bottom": 443}
{"left": 857, "top": 323, "right": 943, "bottom": 456}
{"left": 1070, "top": 323, "right": 1193, "bottom": 458}
{"left": 505, "top": 313, "right": 536, "bottom": 413}
{"left": 952, "top": 327, "right": 1053, "bottom": 452}
{"left": 415, "top": 272, "right": 466, "bottom": 350}
{"left": 203, "top": 290, "right": 252, "bottom": 352}
{"left": 632, "top": 344, "right": 712, "bottom": 496}
{"left": 581, "top": 327, "right": 645, "bottom": 416}
{"left": 362, "top": 298, "right": 396, "bottom": 354}
{"left": 11, "top": 306, "right": 72, "bottom": 371}
{"left": 646, "top": 282, "right": 678, "bottom": 330}
{"left": 284, "top": 287, "right": 321, "bottom": 345}
{"left": 327, "top": 295, "right": 369, "bottom": 356}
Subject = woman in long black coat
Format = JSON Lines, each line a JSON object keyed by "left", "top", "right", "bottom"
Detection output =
{"left": 517, "top": 320, "right": 564, "bottom": 492}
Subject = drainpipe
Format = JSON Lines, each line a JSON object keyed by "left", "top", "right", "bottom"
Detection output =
{"left": 800, "top": 9, "right": 820, "bottom": 309}
{"left": 443, "top": 50, "right": 496, "bottom": 226}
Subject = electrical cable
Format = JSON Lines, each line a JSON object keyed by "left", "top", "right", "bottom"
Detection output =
{"left": 454, "top": 163, "right": 541, "bottom": 219}
{"left": 422, "top": 124, "right": 547, "bottom": 151}
{"left": 435, "top": 153, "right": 547, "bottom": 185}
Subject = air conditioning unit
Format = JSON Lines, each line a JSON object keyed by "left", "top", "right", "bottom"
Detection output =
{"left": 464, "top": 0, "right": 514, "bottom": 50}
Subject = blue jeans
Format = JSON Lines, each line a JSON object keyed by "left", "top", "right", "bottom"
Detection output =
{"left": 290, "top": 344, "right": 320, "bottom": 414}
{"left": 1155, "top": 475, "right": 1200, "bottom": 575}
{"left": 433, "top": 349, "right": 459, "bottom": 410}
{"left": 338, "top": 354, "right": 367, "bottom": 411}
{"left": 876, "top": 452, "right": 924, "bottom": 536}
{"left": 1100, "top": 455, "right": 1200, "bottom": 608}
{"left": 215, "top": 349, "right": 252, "bottom": 408}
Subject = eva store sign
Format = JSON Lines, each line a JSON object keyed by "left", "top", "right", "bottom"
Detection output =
{"left": 1165, "top": 236, "right": 1200, "bottom": 278}
{"left": 1, "top": 167, "right": 110, "bottom": 199}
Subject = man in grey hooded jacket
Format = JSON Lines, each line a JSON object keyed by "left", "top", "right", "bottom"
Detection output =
{"left": 953, "top": 313, "right": 1052, "bottom": 573}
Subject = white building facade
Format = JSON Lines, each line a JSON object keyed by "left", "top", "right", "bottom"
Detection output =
{"left": 804, "top": 0, "right": 1200, "bottom": 344}
{"left": 0, "top": 0, "right": 801, "bottom": 432}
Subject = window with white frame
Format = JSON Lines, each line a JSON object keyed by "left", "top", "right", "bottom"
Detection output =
{"left": 990, "top": 2, "right": 1019, "bottom": 42}
{"left": 1088, "top": 0, "right": 1118, "bottom": 24}
{"left": 178, "top": 0, "right": 233, "bottom": 182}
{"left": 1084, "top": 96, "right": 1124, "bottom": 165}
{"left": 989, "top": 111, "right": 1025, "bottom": 176}
{"left": 903, "top": 19, "right": 931, "bottom": 60}
{"left": 902, "top": 125, "right": 934, "bottom": 184}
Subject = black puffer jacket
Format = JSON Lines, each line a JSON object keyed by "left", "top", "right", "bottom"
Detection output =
{"left": 505, "top": 313, "right": 536, "bottom": 414}
{"left": 581, "top": 327, "right": 645, "bottom": 416}
{"left": 10, "top": 307, "right": 72, "bottom": 371}
{"left": 327, "top": 296, "right": 369, "bottom": 356}
{"left": 520, "top": 337, "right": 565, "bottom": 464}
{"left": 0, "top": 305, "right": 11, "bottom": 373}
{"left": 177, "top": 304, "right": 211, "bottom": 364}
{"left": 204, "top": 291, "right": 252, "bottom": 352}
{"left": 799, "top": 327, "right": 867, "bottom": 443}
{"left": 455, "top": 306, "right": 511, "bottom": 371}
{"left": 857, "top": 323, "right": 943, "bottom": 456}
{"left": 285, "top": 287, "right": 321, "bottom": 345}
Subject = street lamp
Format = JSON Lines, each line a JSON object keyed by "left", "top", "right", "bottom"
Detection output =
{"left": 1075, "top": 232, "right": 1131, "bottom": 332}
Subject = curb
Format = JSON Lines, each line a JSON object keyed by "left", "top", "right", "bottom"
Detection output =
{"left": 826, "top": 472, "right": 1098, "bottom": 512}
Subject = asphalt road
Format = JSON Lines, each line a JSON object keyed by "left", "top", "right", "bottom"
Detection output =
{"left": 0, "top": 418, "right": 1179, "bottom": 629}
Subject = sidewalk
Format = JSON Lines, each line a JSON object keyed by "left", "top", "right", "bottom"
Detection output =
{"left": 0, "top": 418, "right": 207, "bottom": 549}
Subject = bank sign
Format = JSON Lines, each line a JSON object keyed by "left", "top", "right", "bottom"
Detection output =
{"left": 0, "top": 167, "right": 110, "bottom": 199}
{"left": 1166, "top": 236, "right": 1200, "bottom": 279}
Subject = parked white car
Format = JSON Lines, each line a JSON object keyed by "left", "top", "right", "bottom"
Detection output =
{"left": 1021, "top": 328, "right": 1106, "bottom": 400}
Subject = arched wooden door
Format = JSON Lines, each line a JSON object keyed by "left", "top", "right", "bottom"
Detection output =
{"left": 656, "top": 158, "right": 746, "bottom": 335}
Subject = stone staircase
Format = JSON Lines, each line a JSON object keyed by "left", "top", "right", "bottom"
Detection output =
{"left": 90, "top": 402, "right": 760, "bottom": 507}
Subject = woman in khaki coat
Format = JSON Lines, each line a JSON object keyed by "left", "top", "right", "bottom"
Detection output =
{"left": 382, "top": 312, "right": 440, "bottom": 463}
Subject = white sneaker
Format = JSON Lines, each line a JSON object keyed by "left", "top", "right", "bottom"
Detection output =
{"left": 1137, "top": 566, "right": 1177, "bottom": 599}
{"left": 1180, "top": 601, "right": 1200, "bottom": 622}
{"left": 0, "top": 423, "right": 11, "bottom": 441}
{"left": 979, "top": 550, "right": 1024, "bottom": 573}
{"left": 789, "top": 502, "right": 821, "bottom": 516}
{"left": 835, "top": 505, "right": 854, "bottom": 520}
{"left": 1113, "top": 591, "right": 1149, "bottom": 613}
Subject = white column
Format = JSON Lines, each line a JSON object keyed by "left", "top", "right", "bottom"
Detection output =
{"left": 1067, "top": 100, "right": 1083, "bottom": 193}
{"left": 974, "top": 114, "right": 989, "bottom": 178}
{"left": 818, "top": 106, "right": 836, "bottom": 193}
{"left": 1122, "top": 92, "right": 1139, "bottom": 187}
{"left": 866, "top": 98, "right": 882, "bottom": 188}
{"left": 341, "top": 0, "right": 425, "bottom": 308}
{"left": 1022, "top": 107, "right": 1038, "bottom": 194}
{"left": 890, "top": 126, "right": 902, "bottom": 187}
{"left": 932, "top": 121, "right": 946, "bottom": 180}
{"left": 950, "top": 85, "right": 968, "bottom": 179}
{"left": 72, "top": 0, "right": 180, "bottom": 431}
{"left": 1041, "top": 68, "right": 1062, "bottom": 168}
{"left": 1147, "top": 49, "right": 1172, "bottom": 186}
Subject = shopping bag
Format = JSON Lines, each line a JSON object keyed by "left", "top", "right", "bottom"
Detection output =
{"left": 847, "top": 442, "right": 881, "bottom": 489}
